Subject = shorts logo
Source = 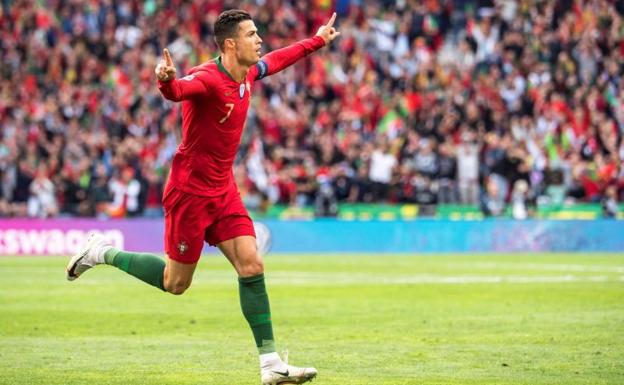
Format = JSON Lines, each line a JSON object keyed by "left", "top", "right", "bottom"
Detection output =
{"left": 178, "top": 241, "right": 188, "bottom": 255}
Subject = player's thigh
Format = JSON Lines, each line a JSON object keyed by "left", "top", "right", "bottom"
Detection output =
{"left": 204, "top": 187, "right": 255, "bottom": 246}
{"left": 163, "top": 187, "right": 208, "bottom": 264}
{"left": 206, "top": 188, "right": 260, "bottom": 276}
{"left": 217, "top": 235, "right": 263, "bottom": 277}
{"left": 162, "top": 187, "right": 209, "bottom": 292}
{"left": 163, "top": 255, "right": 197, "bottom": 294}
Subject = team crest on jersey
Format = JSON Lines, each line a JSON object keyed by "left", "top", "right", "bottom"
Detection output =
{"left": 178, "top": 241, "right": 188, "bottom": 255}
{"left": 239, "top": 83, "right": 245, "bottom": 98}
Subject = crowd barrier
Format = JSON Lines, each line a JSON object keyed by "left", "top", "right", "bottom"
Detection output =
{"left": 0, "top": 218, "right": 622, "bottom": 255}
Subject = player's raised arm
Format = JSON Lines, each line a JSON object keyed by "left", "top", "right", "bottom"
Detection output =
{"left": 254, "top": 12, "right": 340, "bottom": 80}
{"left": 156, "top": 48, "right": 211, "bottom": 102}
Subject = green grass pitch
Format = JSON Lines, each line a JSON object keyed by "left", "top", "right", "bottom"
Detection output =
{"left": 0, "top": 253, "right": 623, "bottom": 385}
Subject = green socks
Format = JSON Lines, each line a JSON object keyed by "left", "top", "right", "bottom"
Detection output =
{"left": 239, "top": 274, "right": 276, "bottom": 354}
{"left": 104, "top": 249, "right": 166, "bottom": 291}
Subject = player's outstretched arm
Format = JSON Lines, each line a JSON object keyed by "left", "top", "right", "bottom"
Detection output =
{"left": 156, "top": 48, "right": 210, "bottom": 101}
{"left": 254, "top": 13, "right": 340, "bottom": 80}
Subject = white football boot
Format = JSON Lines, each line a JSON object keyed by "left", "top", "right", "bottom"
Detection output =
{"left": 66, "top": 232, "right": 112, "bottom": 281}
{"left": 261, "top": 364, "right": 318, "bottom": 385}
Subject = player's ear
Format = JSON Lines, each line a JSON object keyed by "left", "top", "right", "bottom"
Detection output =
{"left": 224, "top": 38, "right": 236, "bottom": 51}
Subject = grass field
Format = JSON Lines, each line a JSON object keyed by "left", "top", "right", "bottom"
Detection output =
{"left": 0, "top": 253, "right": 623, "bottom": 385}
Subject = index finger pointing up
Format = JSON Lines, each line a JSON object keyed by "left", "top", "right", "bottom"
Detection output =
{"left": 326, "top": 12, "right": 336, "bottom": 28}
{"left": 163, "top": 48, "right": 173, "bottom": 66}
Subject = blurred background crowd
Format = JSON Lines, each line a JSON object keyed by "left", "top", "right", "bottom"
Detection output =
{"left": 0, "top": 0, "right": 623, "bottom": 219}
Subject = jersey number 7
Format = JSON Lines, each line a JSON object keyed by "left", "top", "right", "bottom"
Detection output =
{"left": 220, "top": 103, "right": 235, "bottom": 124}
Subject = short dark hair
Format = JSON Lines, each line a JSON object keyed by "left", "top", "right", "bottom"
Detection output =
{"left": 214, "top": 10, "right": 252, "bottom": 51}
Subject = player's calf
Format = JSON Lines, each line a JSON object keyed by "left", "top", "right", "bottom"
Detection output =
{"left": 66, "top": 232, "right": 169, "bottom": 292}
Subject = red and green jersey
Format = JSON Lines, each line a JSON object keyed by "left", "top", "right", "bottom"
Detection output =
{"left": 157, "top": 36, "right": 326, "bottom": 196}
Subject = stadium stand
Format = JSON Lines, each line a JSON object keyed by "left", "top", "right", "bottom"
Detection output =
{"left": 0, "top": 0, "right": 622, "bottom": 219}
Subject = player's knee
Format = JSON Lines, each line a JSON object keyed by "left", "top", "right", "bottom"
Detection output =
{"left": 167, "top": 284, "right": 188, "bottom": 295}
{"left": 239, "top": 258, "right": 264, "bottom": 277}
{"left": 165, "top": 279, "right": 191, "bottom": 295}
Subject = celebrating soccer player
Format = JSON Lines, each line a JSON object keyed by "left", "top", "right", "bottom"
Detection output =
{"left": 66, "top": 9, "right": 340, "bottom": 385}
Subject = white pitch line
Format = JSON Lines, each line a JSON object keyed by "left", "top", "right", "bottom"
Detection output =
{"left": 469, "top": 263, "right": 624, "bottom": 274}
{"left": 189, "top": 272, "right": 624, "bottom": 285}
{"left": 71, "top": 272, "right": 624, "bottom": 286}
{"left": 260, "top": 274, "right": 623, "bottom": 285}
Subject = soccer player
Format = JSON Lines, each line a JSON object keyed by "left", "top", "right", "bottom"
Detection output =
{"left": 66, "top": 9, "right": 340, "bottom": 385}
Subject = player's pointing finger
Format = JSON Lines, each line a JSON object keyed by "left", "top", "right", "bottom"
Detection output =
{"left": 163, "top": 48, "right": 173, "bottom": 66}
{"left": 327, "top": 12, "right": 336, "bottom": 28}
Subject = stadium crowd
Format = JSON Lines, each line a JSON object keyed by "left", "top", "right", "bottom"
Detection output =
{"left": 0, "top": 0, "right": 623, "bottom": 218}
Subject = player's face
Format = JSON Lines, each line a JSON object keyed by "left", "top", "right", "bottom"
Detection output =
{"left": 234, "top": 20, "right": 263, "bottom": 66}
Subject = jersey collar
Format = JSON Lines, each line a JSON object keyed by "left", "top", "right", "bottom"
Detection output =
{"left": 216, "top": 56, "right": 238, "bottom": 83}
